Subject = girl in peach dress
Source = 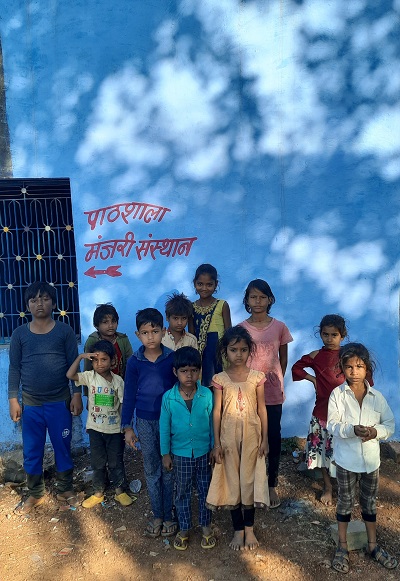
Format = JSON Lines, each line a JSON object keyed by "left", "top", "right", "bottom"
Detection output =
{"left": 206, "top": 326, "right": 269, "bottom": 551}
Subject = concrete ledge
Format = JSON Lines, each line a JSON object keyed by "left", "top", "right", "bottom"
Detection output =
{"left": 330, "top": 520, "right": 368, "bottom": 551}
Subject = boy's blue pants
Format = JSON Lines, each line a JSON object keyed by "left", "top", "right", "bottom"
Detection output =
{"left": 22, "top": 401, "right": 74, "bottom": 496}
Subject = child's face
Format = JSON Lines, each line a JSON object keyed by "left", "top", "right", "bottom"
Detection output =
{"left": 96, "top": 314, "right": 118, "bottom": 340}
{"left": 90, "top": 351, "right": 113, "bottom": 376}
{"left": 27, "top": 292, "right": 55, "bottom": 318}
{"left": 136, "top": 323, "right": 165, "bottom": 350}
{"left": 226, "top": 338, "right": 250, "bottom": 367}
{"left": 194, "top": 274, "right": 217, "bottom": 299}
{"left": 320, "top": 325, "right": 343, "bottom": 350}
{"left": 246, "top": 287, "right": 271, "bottom": 314}
{"left": 342, "top": 356, "right": 367, "bottom": 385}
{"left": 167, "top": 315, "right": 188, "bottom": 334}
{"left": 174, "top": 365, "right": 200, "bottom": 391}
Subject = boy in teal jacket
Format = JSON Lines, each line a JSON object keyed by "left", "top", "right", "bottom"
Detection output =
{"left": 160, "top": 347, "right": 215, "bottom": 551}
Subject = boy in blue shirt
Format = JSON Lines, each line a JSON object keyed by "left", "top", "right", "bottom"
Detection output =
{"left": 121, "top": 308, "right": 176, "bottom": 537}
{"left": 160, "top": 347, "right": 215, "bottom": 551}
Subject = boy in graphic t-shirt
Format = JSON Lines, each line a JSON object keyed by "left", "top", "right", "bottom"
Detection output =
{"left": 67, "top": 340, "right": 133, "bottom": 508}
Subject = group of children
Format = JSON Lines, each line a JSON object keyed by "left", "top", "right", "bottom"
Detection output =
{"left": 7, "top": 264, "right": 397, "bottom": 572}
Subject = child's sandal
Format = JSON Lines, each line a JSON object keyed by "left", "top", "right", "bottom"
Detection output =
{"left": 332, "top": 546, "right": 350, "bottom": 574}
{"left": 161, "top": 521, "right": 178, "bottom": 537}
{"left": 144, "top": 519, "right": 162, "bottom": 538}
{"left": 174, "top": 532, "right": 189, "bottom": 551}
{"left": 201, "top": 533, "right": 216, "bottom": 549}
{"left": 369, "top": 545, "right": 398, "bottom": 569}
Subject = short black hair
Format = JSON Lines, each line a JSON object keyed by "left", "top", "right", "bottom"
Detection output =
{"left": 136, "top": 308, "right": 163, "bottom": 330}
{"left": 318, "top": 314, "right": 347, "bottom": 338}
{"left": 93, "top": 303, "right": 119, "bottom": 328}
{"left": 173, "top": 346, "right": 202, "bottom": 370}
{"left": 165, "top": 292, "right": 193, "bottom": 318}
{"left": 88, "top": 339, "right": 116, "bottom": 360}
{"left": 339, "top": 342, "right": 375, "bottom": 375}
{"left": 243, "top": 279, "right": 275, "bottom": 314}
{"left": 25, "top": 282, "right": 57, "bottom": 305}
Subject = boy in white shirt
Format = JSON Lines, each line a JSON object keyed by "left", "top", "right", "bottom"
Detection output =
{"left": 328, "top": 343, "right": 396, "bottom": 573}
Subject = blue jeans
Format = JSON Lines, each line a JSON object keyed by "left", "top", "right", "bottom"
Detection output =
{"left": 136, "top": 417, "right": 174, "bottom": 521}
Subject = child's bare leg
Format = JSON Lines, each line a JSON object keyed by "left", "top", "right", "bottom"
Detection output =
{"left": 365, "top": 521, "right": 377, "bottom": 552}
{"left": 320, "top": 467, "right": 333, "bottom": 506}
{"left": 269, "top": 487, "right": 280, "bottom": 508}
{"left": 230, "top": 507, "right": 245, "bottom": 550}
{"left": 229, "top": 530, "right": 245, "bottom": 551}
{"left": 331, "top": 522, "right": 350, "bottom": 573}
{"left": 244, "top": 526, "right": 259, "bottom": 550}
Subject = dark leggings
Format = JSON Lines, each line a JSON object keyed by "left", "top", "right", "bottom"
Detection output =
{"left": 230, "top": 507, "right": 255, "bottom": 531}
{"left": 266, "top": 404, "right": 282, "bottom": 488}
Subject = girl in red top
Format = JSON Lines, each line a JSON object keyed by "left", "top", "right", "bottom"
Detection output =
{"left": 292, "top": 314, "right": 347, "bottom": 506}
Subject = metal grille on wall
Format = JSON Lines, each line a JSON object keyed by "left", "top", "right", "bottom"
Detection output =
{"left": 0, "top": 178, "right": 80, "bottom": 343}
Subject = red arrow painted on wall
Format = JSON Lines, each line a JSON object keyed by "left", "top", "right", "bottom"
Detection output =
{"left": 84, "top": 265, "right": 122, "bottom": 278}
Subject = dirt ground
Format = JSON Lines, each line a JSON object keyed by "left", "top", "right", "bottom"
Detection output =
{"left": 1, "top": 441, "right": 399, "bottom": 581}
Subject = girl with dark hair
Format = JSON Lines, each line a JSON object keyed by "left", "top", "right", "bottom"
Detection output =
{"left": 328, "top": 343, "right": 396, "bottom": 573}
{"left": 188, "top": 264, "right": 231, "bottom": 386}
{"left": 206, "top": 326, "right": 269, "bottom": 551}
{"left": 292, "top": 314, "right": 348, "bottom": 505}
{"left": 239, "top": 279, "right": 293, "bottom": 508}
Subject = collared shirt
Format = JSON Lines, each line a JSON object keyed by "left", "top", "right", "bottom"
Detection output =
{"left": 162, "top": 330, "right": 198, "bottom": 351}
{"left": 327, "top": 381, "right": 395, "bottom": 474}
{"left": 159, "top": 380, "right": 213, "bottom": 458}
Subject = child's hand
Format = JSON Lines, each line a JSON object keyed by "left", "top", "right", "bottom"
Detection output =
{"left": 355, "top": 425, "right": 377, "bottom": 442}
{"left": 162, "top": 454, "right": 173, "bottom": 471}
{"left": 70, "top": 393, "right": 83, "bottom": 416}
{"left": 124, "top": 427, "right": 139, "bottom": 450}
{"left": 258, "top": 440, "right": 269, "bottom": 458}
{"left": 209, "top": 449, "right": 215, "bottom": 467}
{"left": 9, "top": 398, "right": 21, "bottom": 422}
{"left": 213, "top": 446, "right": 224, "bottom": 464}
{"left": 81, "top": 353, "right": 95, "bottom": 361}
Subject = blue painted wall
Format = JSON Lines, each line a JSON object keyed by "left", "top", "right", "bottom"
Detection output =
{"left": 1, "top": 0, "right": 399, "bottom": 446}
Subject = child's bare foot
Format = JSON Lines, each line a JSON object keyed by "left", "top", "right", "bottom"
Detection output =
{"left": 269, "top": 487, "right": 281, "bottom": 508}
{"left": 320, "top": 485, "right": 333, "bottom": 506}
{"left": 229, "top": 530, "right": 245, "bottom": 551}
{"left": 244, "top": 526, "right": 259, "bottom": 550}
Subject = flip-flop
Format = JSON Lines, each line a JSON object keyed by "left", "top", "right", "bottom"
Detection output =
{"left": 174, "top": 532, "right": 189, "bottom": 551}
{"left": 161, "top": 521, "right": 178, "bottom": 537}
{"left": 144, "top": 519, "right": 162, "bottom": 538}
{"left": 201, "top": 533, "right": 216, "bottom": 549}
